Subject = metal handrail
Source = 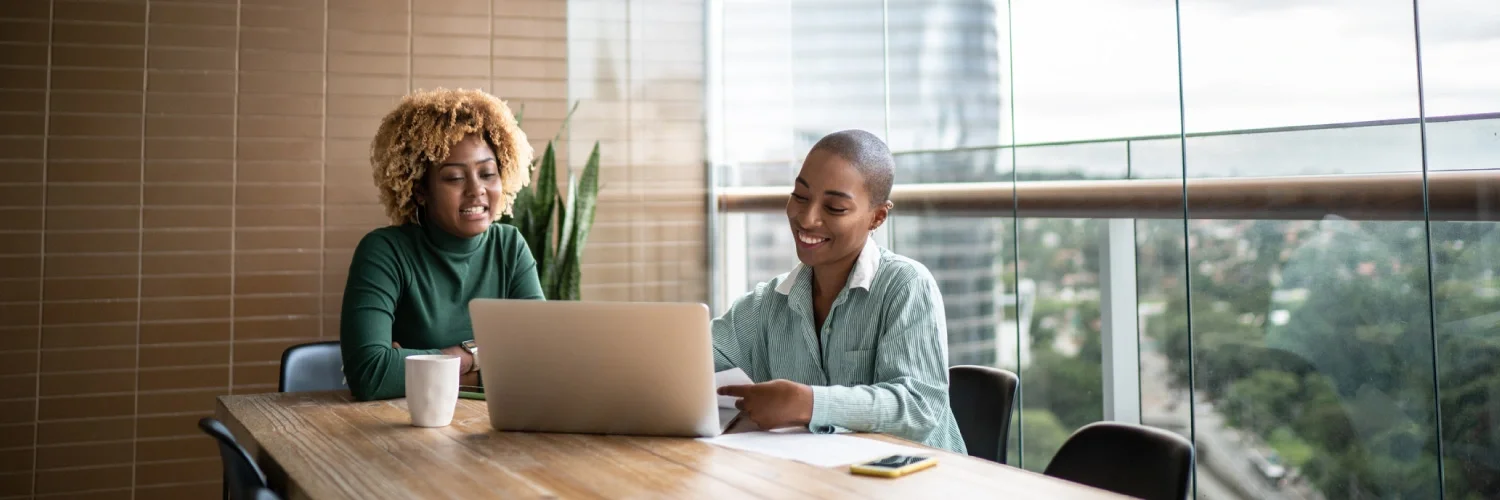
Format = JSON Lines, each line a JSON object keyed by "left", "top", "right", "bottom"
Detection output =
{"left": 717, "top": 170, "right": 1500, "bottom": 221}
{"left": 714, "top": 113, "right": 1500, "bottom": 221}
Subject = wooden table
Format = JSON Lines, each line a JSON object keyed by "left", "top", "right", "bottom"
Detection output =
{"left": 217, "top": 391, "right": 1127, "bottom": 499}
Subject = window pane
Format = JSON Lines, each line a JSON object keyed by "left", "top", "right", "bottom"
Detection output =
{"left": 790, "top": 0, "right": 887, "bottom": 152}
{"left": 721, "top": 0, "right": 796, "bottom": 166}
{"left": 1423, "top": 3, "right": 1500, "bottom": 496}
{"left": 1180, "top": 1, "right": 1437, "bottom": 496}
{"left": 1416, "top": 0, "right": 1500, "bottom": 117}
{"left": 886, "top": 0, "right": 1005, "bottom": 151}
{"left": 1179, "top": 0, "right": 1420, "bottom": 131}
{"left": 890, "top": 148, "right": 1020, "bottom": 464}
{"left": 1010, "top": 143, "right": 1129, "bottom": 471}
{"left": 1009, "top": 1, "right": 1181, "bottom": 143}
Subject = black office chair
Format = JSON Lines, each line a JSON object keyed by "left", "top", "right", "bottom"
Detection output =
{"left": 1043, "top": 422, "right": 1195, "bottom": 500}
{"left": 198, "top": 417, "right": 268, "bottom": 500}
{"left": 279, "top": 341, "right": 347, "bottom": 393}
{"left": 948, "top": 365, "right": 1019, "bottom": 463}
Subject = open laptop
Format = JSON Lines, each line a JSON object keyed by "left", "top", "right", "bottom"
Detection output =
{"left": 468, "top": 299, "right": 732, "bottom": 437}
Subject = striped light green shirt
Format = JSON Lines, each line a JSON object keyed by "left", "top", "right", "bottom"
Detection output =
{"left": 712, "top": 238, "right": 967, "bottom": 453}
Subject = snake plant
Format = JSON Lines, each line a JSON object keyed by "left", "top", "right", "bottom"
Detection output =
{"left": 501, "top": 102, "right": 600, "bottom": 300}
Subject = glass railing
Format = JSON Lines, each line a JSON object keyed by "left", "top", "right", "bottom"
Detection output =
{"left": 711, "top": 113, "right": 1500, "bottom": 499}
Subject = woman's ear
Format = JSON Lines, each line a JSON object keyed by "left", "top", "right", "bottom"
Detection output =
{"left": 869, "top": 200, "right": 893, "bottom": 230}
{"left": 412, "top": 181, "right": 428, "bottom": 206}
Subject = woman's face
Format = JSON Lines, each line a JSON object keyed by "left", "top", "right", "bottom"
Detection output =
{"left": 785, "top": 149, "right": 888, "bottom": 269}
{"left": 416, "top": 134, "right": 503, "bottom": 239}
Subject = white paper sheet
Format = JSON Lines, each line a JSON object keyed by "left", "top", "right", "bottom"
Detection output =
{"left": 699, "top": 431, "right": 931, "bottom": 467}
{"left": 714, "top": 368, "right": 753, "bottom": 408}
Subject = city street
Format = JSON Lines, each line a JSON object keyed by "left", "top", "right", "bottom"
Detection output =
{"left": 1139, "top": 349, "right": 1322, "bottom": 500}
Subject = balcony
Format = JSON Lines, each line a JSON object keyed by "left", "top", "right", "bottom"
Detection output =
{"left": 710, "top": 113, "right": 1500, "bottom": 499}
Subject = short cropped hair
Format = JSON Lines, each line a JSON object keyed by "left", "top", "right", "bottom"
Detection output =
{"left": 369, "top": 88, "right": 533, "bottom": 225}
{"left": 809, "top": 129, "right": 895, "bottom": 204}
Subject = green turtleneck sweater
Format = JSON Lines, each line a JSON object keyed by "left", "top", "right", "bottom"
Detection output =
{"left": 340, "top": 222, "right": 544, "bottom": 401}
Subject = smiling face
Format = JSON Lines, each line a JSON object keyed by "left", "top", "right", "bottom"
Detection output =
{"left": 786, "top": 148, "right": 891, "bottom": 269}
{"left": 415, "top": 133, "right": 502, "bottom": 238}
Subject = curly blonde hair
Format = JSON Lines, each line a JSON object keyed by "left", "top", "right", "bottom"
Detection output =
{"left": 370, "top": 88, "right": 533, "bottom": 225}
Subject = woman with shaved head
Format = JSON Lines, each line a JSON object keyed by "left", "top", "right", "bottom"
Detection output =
{"left": 713, "top": 130, "right": 965, "bottom": 453}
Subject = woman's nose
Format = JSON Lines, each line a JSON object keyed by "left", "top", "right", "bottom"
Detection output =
{"left": 794, "top": 206, "right": 819, "bottom": 228}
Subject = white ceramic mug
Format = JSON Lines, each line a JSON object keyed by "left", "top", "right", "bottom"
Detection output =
{"left": 405, "top": 354, "right": 460, "bottom": 427}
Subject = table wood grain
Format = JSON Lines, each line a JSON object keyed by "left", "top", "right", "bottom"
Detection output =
{"left": 216, "top": 391, "right": 1128, "bottom": 499}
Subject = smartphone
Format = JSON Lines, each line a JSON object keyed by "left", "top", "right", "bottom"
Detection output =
{"left": 849, "top": 454, "right": 937, "bottom": 478}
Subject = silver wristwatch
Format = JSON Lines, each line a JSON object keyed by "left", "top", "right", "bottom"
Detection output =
{"left": 461, "top": 339, "right": 480, "bottom": 373}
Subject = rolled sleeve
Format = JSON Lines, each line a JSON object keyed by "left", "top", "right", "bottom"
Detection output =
{"left": 806, "top": 278, "right": 951, "bottom": 441}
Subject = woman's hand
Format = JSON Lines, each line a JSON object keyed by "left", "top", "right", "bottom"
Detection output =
{"left": 717, "top": 380, "right": 814, "bottom": 430}
{"left": 393, "top": 341, "right": 478, "bottom": 383}
{"left": 437, "top": 345, "right": 476, "bottom": 374}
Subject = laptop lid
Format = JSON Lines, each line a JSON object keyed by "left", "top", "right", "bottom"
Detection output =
{"left": 468, "top": 299, "right": 722, "bottom": 438}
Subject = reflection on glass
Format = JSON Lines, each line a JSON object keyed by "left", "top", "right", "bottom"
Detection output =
{"left": 885, "top": 0, "right": 1004, "bottom": 152}
{"left": 791, "top": 0, "right": 887, "bottom": 153}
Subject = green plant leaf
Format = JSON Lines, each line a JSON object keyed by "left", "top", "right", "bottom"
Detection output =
{"left": 556, "top": 179, "right": 572, "bottom": 258}
{"left": 559, "top": 141, "right": 601, "bottom": 300}
{"left": 551, "top": 101, "right": 580, "bottom": 147}
{"left": 507, "top": 183, "right": 533, "bottom": 236}
{"left": 534, "top": 143, "right": 560, "bottom": 295}
{"left": 506, "top": 100, "right": 595, "bottom": 301}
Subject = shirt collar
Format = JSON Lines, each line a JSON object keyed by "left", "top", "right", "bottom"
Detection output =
{"left": 775, "top": 237, "right": 881, "bottom": 295}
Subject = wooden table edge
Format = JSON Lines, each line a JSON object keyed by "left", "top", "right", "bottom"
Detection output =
{"left": 216, "top": 391, "right": 1133, "bottom": 500}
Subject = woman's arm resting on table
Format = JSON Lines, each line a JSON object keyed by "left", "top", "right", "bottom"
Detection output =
{"left": 340, "top": 233, "right": 441, "bottom": 401}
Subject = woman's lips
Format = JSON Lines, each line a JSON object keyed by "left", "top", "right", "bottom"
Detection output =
{"left": 795, "top": 230, "right": 829, "bottom": 249}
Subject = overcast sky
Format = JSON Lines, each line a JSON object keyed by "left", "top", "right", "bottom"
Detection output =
{"left": 688, "top": 0, "right": 1500, "bottom": 169}
{"left": 1009, "top": 0, "right": 1500, "bottom": 143}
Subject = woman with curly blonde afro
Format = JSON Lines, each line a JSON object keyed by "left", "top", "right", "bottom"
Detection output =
{"left": 340, "top": 88, "right": 543, "bottom": 401}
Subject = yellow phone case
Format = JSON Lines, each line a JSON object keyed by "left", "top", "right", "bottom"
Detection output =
{"left": 849, "top": 457, "right": 938, "bottom": 478}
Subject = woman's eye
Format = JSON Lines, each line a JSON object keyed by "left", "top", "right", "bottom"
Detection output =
{"left": 480, "top": 172, "right": 498, "bottom": 179}
{"left": 444, "top": 177, "right": 464, "bottom": 182}
{"left": 790, "top": 193, "right": 808, "bottom": 202}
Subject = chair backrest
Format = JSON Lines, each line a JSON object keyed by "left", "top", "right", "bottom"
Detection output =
{"left": 948, "top": 365, "right": 1020, "bottom": 464}
{"left": 251, "top": 487, "right": 283, "bottom": 500}
{"left": 1043, "top": 422, "right": 1195, "bottom": 500}
{"left": 279, "top": 341, "right": 346, "bottom": 393}
{"left": 197, "top": 417, "right": 268, "bottom": 500}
